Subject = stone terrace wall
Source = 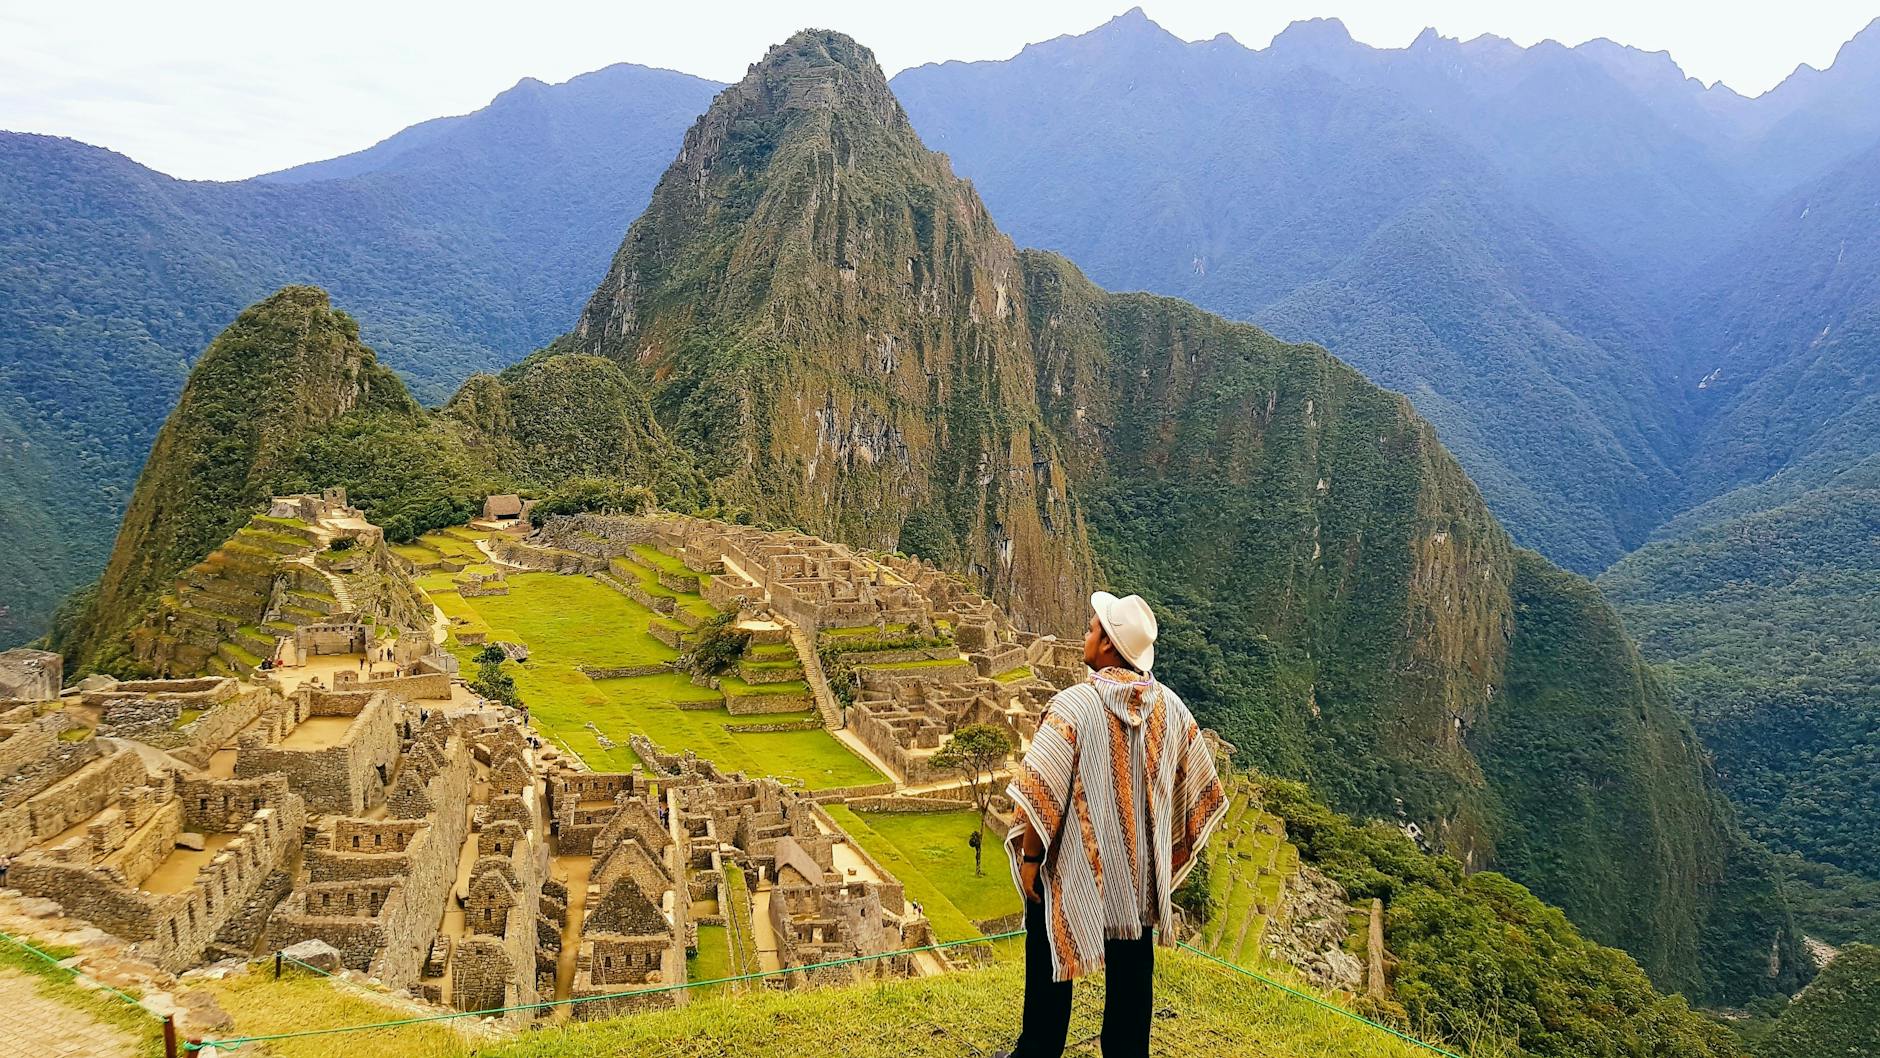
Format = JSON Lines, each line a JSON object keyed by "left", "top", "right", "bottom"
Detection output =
{"left": 0, "top": 712, "right": 69, "bottom": 780}
{"left": 357, "top": 671, "right": 451, "bottom": 701}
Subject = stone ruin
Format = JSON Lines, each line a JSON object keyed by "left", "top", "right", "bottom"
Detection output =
{"left": 543, "top": 737, "right": 932, "bottom": 1018}
{"left": 2, "top": 675, "right": 308, "bottom": 973}
{"left": 136, "top": 491, "right": 438, "bottom": 681}
{"left": 0, "top": 647, "right": 61, "bottom": 703}
{"left": 0, "top": 508, "right": 1113, "bottom": 1030}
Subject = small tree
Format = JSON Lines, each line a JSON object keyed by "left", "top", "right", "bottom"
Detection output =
{"left": 474, "top": 644, "right": 508, "bottom": 665}
{"left": 678, "top": 613, "right": 750, "bottom": 677}
{"left": 471, "top": 654, "right": 519, "bottom": 709}
{"left": 931, "top": 723, "right": 1016, "bottom": 876}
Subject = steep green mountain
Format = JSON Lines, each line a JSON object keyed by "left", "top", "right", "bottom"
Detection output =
{"left": 1258, "top": 777, "right": 1746, "bottom": 1058}
{"left": 1754, "top": 945, "right": 1880, "bottom": 1058}
{"left": 50, "top": 287, "right": 422, "bottom": 673}
{"left": 46, "top": 25, "right": 1804, "bottom": 1006}
{"left": 0, "top": 64, "right": 717, "bottom": 645}
{"left": 567, "top": 31, "right": 1094, "bottom": 632}
{"left": 1601, "top": 139, "right": 1880, "bottom": 940}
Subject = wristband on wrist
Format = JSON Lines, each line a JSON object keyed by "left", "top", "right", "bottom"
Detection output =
{"left": 1023, "top": 853, "right": 1044, "bottom": 864}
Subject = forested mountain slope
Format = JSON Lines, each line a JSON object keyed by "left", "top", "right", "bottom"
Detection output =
{"left": 0, "top": 64, "right": 716, "bottom": 644}
{"left": 888, "top": 12, "right": 1711, "bottom": 572}
{"left": 1601, "top": 135, "right": 1880, "bottom": 937}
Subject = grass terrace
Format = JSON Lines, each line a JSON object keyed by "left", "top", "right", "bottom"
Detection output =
{"left": 609, "top": 551, "right": 718, "bottom": 620}
{"left": 420, "top": 545, "right": 880, "bottom": 787}
{"left": 824, "top": 805, "right": 1020, "bottom": 942}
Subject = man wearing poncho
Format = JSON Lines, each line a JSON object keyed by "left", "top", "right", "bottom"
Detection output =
{"left": 999, "top": 591, "right": 1228, "bottom": 1058}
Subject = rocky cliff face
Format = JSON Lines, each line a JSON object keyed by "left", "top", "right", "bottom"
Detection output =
{"left": 53, "top": 287, "right": 417, "bottom": 675}
{"left": 570, "top": 32, "right": 1092, "bottom": 632}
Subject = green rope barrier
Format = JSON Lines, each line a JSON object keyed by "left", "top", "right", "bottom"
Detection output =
{"left": 187, "top": 928, "right": 1025, "bottom": 1050}
{"left": 1174, "top": 939, "right": 1465, "bottom": 1058}
{"left": 0, "top": 927, "right": 157, "bottom": 1018}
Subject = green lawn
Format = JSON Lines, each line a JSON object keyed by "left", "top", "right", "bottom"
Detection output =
{"left": 424, "top": 569, "right": 879, "bottom": 788}
{"left": 688, "top": 924, "right": 734, "bottom": 990}
{"left": 719, "top": 675, "right": 811, "bottom": 696}
{"left": 479, "top": 944, "right": 1448, "bottom": 1058}
{"left": 824, "top": 806, "right": 1020, "bottom": 942}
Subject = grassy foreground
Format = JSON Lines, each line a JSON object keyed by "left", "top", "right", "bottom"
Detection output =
{"left": 203, "top": 948, "right": 1453, "bottom": 1058}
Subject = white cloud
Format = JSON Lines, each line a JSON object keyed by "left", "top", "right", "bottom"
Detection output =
{"left": 1, "top": 1, "right": 1873, "bottom": 179}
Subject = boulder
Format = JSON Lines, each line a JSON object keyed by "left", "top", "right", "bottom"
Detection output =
{"left": 176, "top": 832, "right": 207, "bottom": 851}
{"left": 279, "top": 939, "right": 343, "bottom": 974}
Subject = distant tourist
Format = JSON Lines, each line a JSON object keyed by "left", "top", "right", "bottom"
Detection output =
{"left": 999, "top": 592, "right": 1227, "bottom": 1058}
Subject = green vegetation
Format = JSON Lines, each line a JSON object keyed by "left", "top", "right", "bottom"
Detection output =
{"left": 204, "top": 966, "right": 466, "bottom": 1058}
{"left": 430, "top": 566, "right": 877, "bottom": 786}
{"left": 1754, "top": 944, "right": 1880, "bottom": 1058}
{"left": 678, "top": 612, "right": 749, "bottom": 677}
{"left": 49, "top": 287, "right": 420, "bottom": 675}
{"left": 825, "top": 805, "right": 1020, "bottom": 938}
{"left": 528, "top": 477, "right": 655, "bottom": 527}
{"left": 1603, "top": 491, "right": 1880, "bottom": 944}
{"left": 928, "top": 724, "right": 1015, "bottom": 877}
{"left": 1261, "top": 778, "right": 1746, "bottom": 1058}
{"left": 688, "top": 924, "right": 734, "bottom": 988}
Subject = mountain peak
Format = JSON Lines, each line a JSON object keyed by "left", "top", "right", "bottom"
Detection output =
{"left": 1269, "top": 17, "right": 1356, "bottom": 53}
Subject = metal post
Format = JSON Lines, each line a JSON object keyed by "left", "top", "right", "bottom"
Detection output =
{"left": 274, "top": 951, "right": 283, "bottom": 978}
{"left": 163, "top": 1014, "right": 177, "bottom": 1058}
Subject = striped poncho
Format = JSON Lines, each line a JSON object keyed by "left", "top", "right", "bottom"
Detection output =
{"left": 1004, "top": 667, "right": 1229, "bottom": 981}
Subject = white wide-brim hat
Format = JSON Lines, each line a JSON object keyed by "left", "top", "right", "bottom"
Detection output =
{"left": 1091, "top": 590, "right": 1157, "bottom": 672}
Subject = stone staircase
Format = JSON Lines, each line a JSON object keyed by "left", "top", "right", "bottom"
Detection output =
{"left": 785, "top": 620, "right": 844, "bottom": 730}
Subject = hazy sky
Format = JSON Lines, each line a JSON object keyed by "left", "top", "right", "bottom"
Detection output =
{"left": 3, "top": 1, "right": 1875, "bottom": 181}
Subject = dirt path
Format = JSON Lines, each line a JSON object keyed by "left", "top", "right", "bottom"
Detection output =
{"left": 552, "top": 854, "right": 594, "bottom": 1004}
{"left": 0, "top": 969, "right": 139, "bottom": 1058}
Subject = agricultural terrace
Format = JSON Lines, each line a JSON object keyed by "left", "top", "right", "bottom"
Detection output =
{"left": 417, "top": 530, "right": 882, "bottom": 788}
{"left": 1195, "top": 781, "right": 1305, "bottom": 969}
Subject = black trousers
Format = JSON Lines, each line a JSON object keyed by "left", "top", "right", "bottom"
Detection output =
{"left": 1012, "top": 896, "right": 1155, "bottom": 1058}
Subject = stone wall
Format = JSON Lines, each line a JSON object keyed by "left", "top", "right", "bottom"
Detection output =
{"left": 722, "top": 687, "right": 813, "bottom": 715}
{"left": 0, "top": 713, "right": 67, "bottom": 780}
{"left": 2, "top": 749, "right": 145, "bottom": 857}
{"left": 102, "top": 800, "right": 183, "bottom": 885}
{"left": 13, "top": 785, "right": 306, "bottom": 973}
{"left": 356, "top": 671, "right": 451, "bottom": 701}
{"left": 236, "top": 691, "right": 398, "bottom": 815}
{"left": 0, "top": 648, "right": 61, "bottom": 702}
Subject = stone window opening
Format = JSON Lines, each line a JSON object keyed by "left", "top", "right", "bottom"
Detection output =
{"left": 352, "top": 835, "right": 361, "bottom": 848}
{"left": 199, "top": 797, "right": 209, "bottom": 813}
{"left": 374, "top": 833, "right": 382, "bottom": 847}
